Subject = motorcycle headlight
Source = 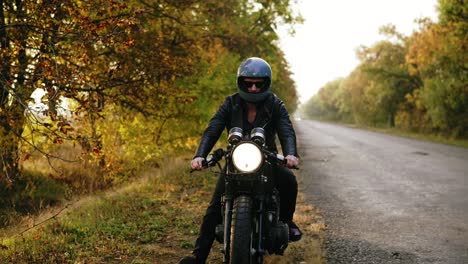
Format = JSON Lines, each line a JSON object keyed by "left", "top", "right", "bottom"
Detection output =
{"left": 232, "top": 142, "right": 263, "bottom": 173}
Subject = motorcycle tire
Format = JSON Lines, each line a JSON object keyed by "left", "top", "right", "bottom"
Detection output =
{"left": 230, "top": 195, "right": 254, "bottom": 264}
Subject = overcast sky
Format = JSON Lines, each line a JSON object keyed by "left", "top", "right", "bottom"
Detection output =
{"left": 277, "top": 0, "right": 439, "bottom": 104}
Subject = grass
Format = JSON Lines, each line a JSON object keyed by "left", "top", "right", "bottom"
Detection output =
{"left": 0, "top": 155, "right": 325, "bottom": 263}
{"left": 384, "top": 128, "right": 467, "bottom": 148}
{"left": 0, "top": 170, "right": 70, "bottom": 228}
{"left": 310, "top": 119, "right": 468, "bottom": 149}
{"left": 356, "top": 125, "right": 468, "bottom": 148}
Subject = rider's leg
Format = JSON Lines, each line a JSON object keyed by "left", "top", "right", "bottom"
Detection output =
{"left": 275, "top": 166, "right": 302, "bottom": 241}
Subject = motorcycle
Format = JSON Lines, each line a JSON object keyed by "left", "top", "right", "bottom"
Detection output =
{"left": 199, "top": 127, "right": 295, "bottom": 263}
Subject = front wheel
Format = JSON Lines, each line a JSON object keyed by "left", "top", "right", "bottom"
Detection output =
{"left": 230, "top": 195, "right": 255, "bottom": 264}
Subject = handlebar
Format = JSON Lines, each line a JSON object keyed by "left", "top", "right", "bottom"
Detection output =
{"left": 263, "top": 149, "right": 299, "bottom": 170}
{"left": 190, "top": 148, "right": 225, "bottom": 173}
{"left": 190, "top": 147, "right": 298, "bottom": 173}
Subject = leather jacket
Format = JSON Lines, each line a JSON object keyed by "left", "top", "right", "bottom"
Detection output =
{"left": 194, "top": 93, "right": 298, "bottom": 158}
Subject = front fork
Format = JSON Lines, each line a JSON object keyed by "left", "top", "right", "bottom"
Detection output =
{"left": 255, "top": 175, "right": 268, "bottom": 262}
{"left": 221, "top": 174, "right": 268, "bottom": 263}
{"left": 256, "top": 199, "right": 265, "bottom": 263}
{"left": 223, "top": 197, "right": 232, "bottom": 264}
{"left": 222, "top": 196, "right": 265, "bottom": 264}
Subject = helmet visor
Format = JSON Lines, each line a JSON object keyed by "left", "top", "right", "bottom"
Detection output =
{"left": 241, "top": 80, "right": 266, "bottom": 90}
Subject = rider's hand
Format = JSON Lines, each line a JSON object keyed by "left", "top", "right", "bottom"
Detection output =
{"left": 285, "top": 155, "right": 299, "bottom": 169}
{"left": 191, "top": 157, "right": 205, "bottom": 171}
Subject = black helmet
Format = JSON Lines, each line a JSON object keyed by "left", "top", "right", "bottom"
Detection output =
{"left": 237, "top": 57, "right": 272, "bottom": 103}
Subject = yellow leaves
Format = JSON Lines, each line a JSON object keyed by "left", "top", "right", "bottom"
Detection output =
{"left": 36, "top": 79, "right": 43, "bottom": 88}
{"left": 404, "top": 93, "right": 415, "bottom": 104}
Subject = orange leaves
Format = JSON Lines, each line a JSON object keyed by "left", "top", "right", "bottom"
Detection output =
{"left": 124, "top": 38, "right": 135, "bottom": 48}
{"left": 57, "top": 121, "right": 74, "bottom": 135}
{"left": 53, "top": 137, "right": 64, "bottom": 144}
{"left": 23, "top": 153, "right": 31, "bottom": 162}
{"left": 92, "top": 148, "right": 102, "bottom": 155}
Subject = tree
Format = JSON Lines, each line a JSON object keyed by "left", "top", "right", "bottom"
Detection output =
{"left": 406, "top": 0, "right": 468, "bottom": 136}
{"left": 356, "top": 25, "right": 421, "bottom": 127}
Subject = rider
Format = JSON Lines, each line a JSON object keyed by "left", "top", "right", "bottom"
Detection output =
{"left": 180, "top": 57, "right": 302, "bottom": 264}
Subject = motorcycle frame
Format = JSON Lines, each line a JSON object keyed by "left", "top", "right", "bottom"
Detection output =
{"left": 220, "top": 151, "right": 278, "bottom": 264}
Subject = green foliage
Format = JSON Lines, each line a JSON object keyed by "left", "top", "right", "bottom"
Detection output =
{"left": 438, "top": 0, "right": 468, "bottom": 25}
{"left": 356, "top": 38, "right": 421, "bottom": 127}
{"left": 184, "top": 44, "right": 242, "bottom": 123}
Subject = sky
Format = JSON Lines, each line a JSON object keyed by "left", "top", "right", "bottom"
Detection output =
{"left": 277, "top": 0, "right": 439, "bottom": 104}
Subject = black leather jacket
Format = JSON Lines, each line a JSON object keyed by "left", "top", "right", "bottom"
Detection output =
{"left": 195, "top": 93, "right": 298, "bottom": 158}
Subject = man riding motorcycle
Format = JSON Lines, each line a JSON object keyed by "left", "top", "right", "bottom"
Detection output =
{"left": 180, "top": 57, "right": 302, "bottom": 264}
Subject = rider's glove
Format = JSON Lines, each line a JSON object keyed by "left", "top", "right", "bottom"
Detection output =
{"left": 285, "top": 155, "right": 299, "bottom": 169}
{"left": 191, "top": 157, "right": 205, "bottom": 171}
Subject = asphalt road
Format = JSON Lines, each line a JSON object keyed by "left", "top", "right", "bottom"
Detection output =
{"left": 295, "top": 120, "right": 468, "bottom": 264}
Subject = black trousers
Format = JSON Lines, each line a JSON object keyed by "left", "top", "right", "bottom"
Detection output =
{"left": 192, "top": 165, "right": 298, "bottom": 263}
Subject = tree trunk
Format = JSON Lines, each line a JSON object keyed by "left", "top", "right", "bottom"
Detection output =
{"left": 389, "top": 111, "right": 395, "bottom": 127}
{"left": 0, "top": 110, "right": 24, "bottom": 187}
{"left": 0, "top": 0, "right": 33, "bottom": 186}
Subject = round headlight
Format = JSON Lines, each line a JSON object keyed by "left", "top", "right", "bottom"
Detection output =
{"left": 232, "top": 142, "right": 263, "bottom": 173}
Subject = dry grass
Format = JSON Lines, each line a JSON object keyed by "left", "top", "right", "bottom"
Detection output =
{"left": 1, "top": 155, "right": 325, "bottom": 263}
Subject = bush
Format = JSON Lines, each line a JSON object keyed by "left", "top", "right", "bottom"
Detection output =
{"left": 0, "top": 170, "right": 69, "bottom": 227}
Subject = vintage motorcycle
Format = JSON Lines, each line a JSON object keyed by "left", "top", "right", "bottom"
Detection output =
{"left": 201, "top": 127, "right": 294, "bottom": 264}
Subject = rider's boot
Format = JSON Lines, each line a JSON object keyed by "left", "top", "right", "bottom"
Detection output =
{"left": 287, "top": 221, "right": 303, "bottom": 241}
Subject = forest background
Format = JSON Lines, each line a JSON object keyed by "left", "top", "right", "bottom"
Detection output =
{"left": 300, "top": 0, "right": 467, "bottom": 139}
{"left": 0, "top": 0, "right": 466, "bottom": 262}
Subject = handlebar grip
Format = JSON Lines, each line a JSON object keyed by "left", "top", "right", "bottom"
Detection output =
{"left": 264, "top": 149, "right": 299, "bottom": 169}
{"left": 190, "top": 154, "right": 218, "bottom": 173}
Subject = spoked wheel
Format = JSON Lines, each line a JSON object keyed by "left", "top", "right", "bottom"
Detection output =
{"left": 230, "top": 195, "right": 255, "bottom": 264}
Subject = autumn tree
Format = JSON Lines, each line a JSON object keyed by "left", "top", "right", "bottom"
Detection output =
{"left": 0, "top": 0, "right": 134, "bottom": 185}
{"left": 1, "top": 0, "right": 301, "bottom": 189}
{"left": 406, "top": 0, "right": 467, "bottom": 136}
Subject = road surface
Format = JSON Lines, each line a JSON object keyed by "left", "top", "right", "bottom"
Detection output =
{"left": 295, "top": 120, "right": 468, "bottom": 264}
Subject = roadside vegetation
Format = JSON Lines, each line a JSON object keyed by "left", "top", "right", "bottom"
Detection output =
{"left": 310, "top": 120, "right": 468, "bottom": 149}
{"left": 300, "top": 1, "right": 467, "bottom": 142}
{"left": 355, "top": 125, "right": 468, "bottom": 149}
{"left": 0, "top": 156, "right": 324, "bottom": 263}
